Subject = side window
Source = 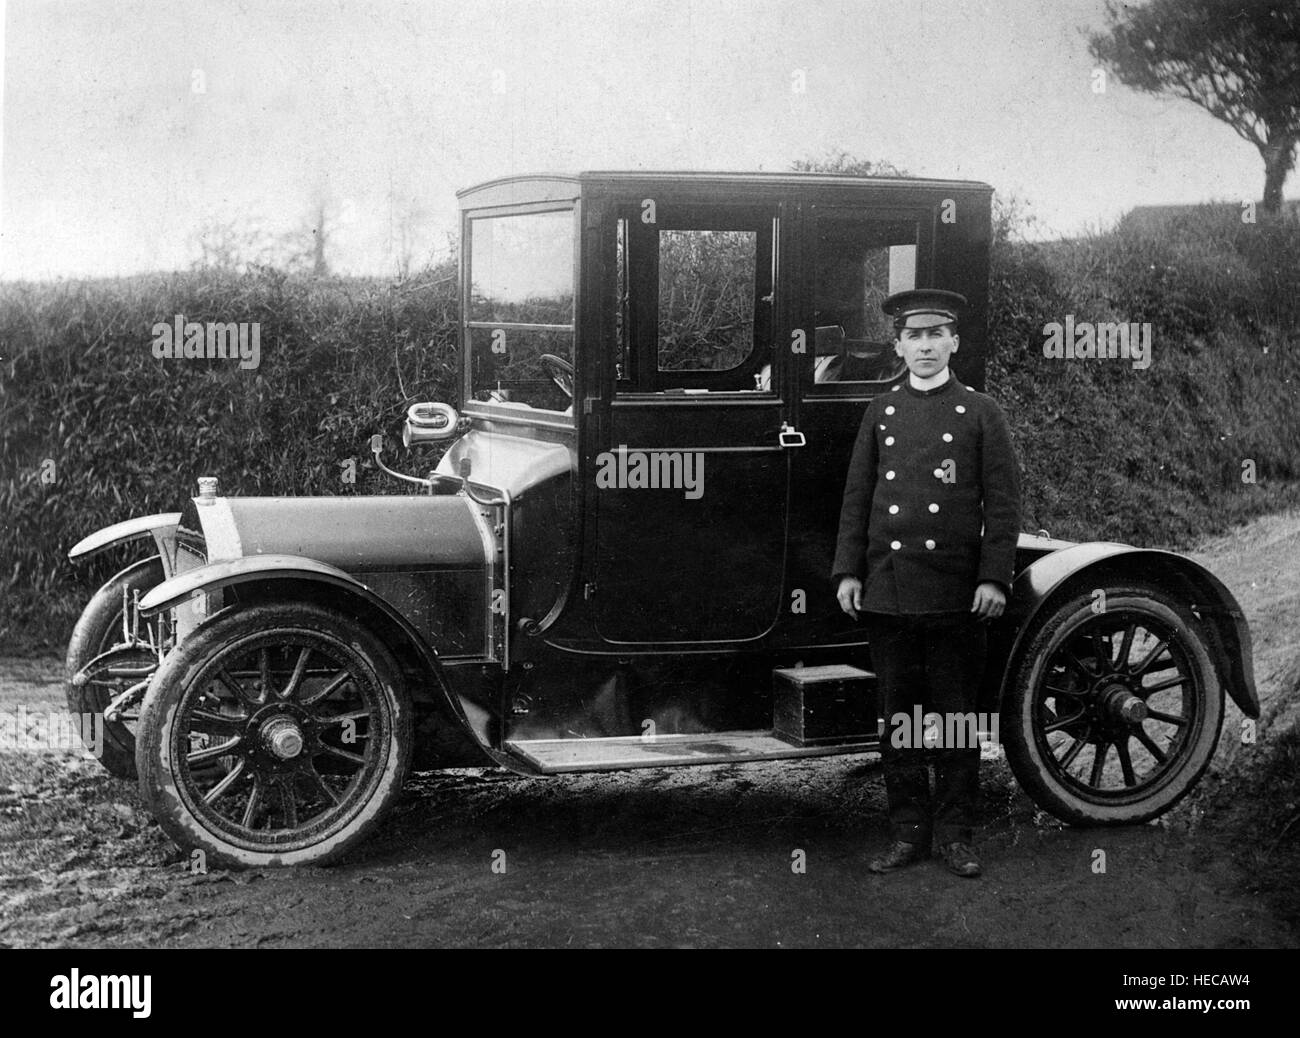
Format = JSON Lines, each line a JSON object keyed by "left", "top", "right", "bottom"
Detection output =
{"left": 657, "top": 229, "right": 756, "bottom": 372}
{"left": 614, "top": 206, "right": 775, "bottom": 394}
{"left": 467, "top": 208, "right": 575, "bottom": 415}
{"left": 615, "top": 217, "right": 630, "bottom": 383}
{"left": 808, "top": 216, "right": 920, "bottom": 392}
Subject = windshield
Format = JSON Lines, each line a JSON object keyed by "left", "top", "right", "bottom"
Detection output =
{"left": 467, "top": 207, "right": 575, "bottom": 417}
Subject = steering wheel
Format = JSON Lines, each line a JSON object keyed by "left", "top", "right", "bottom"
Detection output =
{"left": 539, "top": 354, "right": 574, "bottom": 398}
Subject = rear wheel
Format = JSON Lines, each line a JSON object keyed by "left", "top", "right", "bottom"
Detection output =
{"left": 136, "top": 602, "right": 412, "bottom": 868}
{"left": 1002, "top": 583, "right": 1223, "bottom": 825}
{"left": 65, "top": 556, "right": 167, "bottom": 778}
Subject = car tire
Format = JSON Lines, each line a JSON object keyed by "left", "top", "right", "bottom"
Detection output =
{"left": 65, "top": 556, "right": 167, "bottom": 779}
{"left": 136, "top": 601, "right": 412, "bottom": 869}
{"left": 1002, "top": 583, "right": 1223, "bottom": 826}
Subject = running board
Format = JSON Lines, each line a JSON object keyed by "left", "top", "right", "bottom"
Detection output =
{"left": 504, "top": 730, "right": 879, "bottom": 774}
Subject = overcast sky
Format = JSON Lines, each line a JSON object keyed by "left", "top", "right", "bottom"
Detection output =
{"left": 0, "top": 0, "right": 1280, "bottom": 279}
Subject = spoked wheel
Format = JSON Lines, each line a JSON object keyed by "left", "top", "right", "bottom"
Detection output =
{"left": 137, "top": 602, "right": 412, "bottom": 868}
{"left": 1003, "top": 583, "right": 1223, "bottom": 825}
{"left": 65, "top": 556, "right": 167, "bottom": 778}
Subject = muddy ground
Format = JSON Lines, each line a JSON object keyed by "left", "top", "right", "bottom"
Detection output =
{"left": 2, "top": 509, "right": 1298, "bottom": 949}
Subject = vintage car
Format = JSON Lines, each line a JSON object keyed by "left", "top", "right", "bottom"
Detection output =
{"left": 65, "top": 171, "right": 1259, "bottom": 868}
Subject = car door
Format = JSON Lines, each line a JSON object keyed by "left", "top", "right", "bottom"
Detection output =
{"left": 781, "top": 204, "right": 935, "bottom": 647}
{"left": 591, "top": 200, "right": 794, "bottom": 644}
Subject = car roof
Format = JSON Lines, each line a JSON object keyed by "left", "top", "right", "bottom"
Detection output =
{"left": 456, "top": 170, "right": 994, "bottom": 206}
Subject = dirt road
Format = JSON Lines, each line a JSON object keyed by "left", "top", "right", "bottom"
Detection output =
{"left": 2, "top": 509, "right": 1298, "bottom": 949}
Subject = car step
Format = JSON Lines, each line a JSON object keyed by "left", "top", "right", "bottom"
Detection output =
{"left": 505, "top": 731, "right": 878, "bottom": 773}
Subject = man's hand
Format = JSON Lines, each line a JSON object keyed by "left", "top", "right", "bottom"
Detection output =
{"left": 971, "top": 581, "right": 1006, "bottom": 621}
{"left": 837, "top": 576, "right": 863, "bottom": 620}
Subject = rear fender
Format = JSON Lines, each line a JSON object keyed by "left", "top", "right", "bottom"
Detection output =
{"left": 993, "top": 543, "right": 1258, "bottom": 719}
{"left": 138, "top": 554, "right": 529, "bottom": 773}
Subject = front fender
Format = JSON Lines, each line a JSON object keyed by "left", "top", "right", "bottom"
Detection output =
{"left": 996, "top": 542, "right": 1259, "bottom": 719}
{"left": 136, "top": 553, "right": 526, "bottom": 772}
{"left": 69, "top": 513, "right": 182, "bottom": 570}
{"left": 139, "top": 553, "right": 363, "bottom": 615}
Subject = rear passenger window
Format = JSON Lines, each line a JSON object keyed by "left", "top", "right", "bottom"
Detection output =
{"left": 807, "top": 215, "right": 920, "bottom": 391}
{"left": 615, "top": 205, "right": 777, "bottom": 394}
{"left": 658, "top": 229, "right": 757, "bottom": 372}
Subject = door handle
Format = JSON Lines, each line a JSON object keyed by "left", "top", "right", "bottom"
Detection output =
{"left": 779, "top": 423, "right": 806, "bottom": 448}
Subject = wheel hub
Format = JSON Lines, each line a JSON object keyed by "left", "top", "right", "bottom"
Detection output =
{"left": 261, "top": 715, "right": 305, "bottom": 760}
{"left": 1099, "top": 683, "right": 1148, "bottom": 724}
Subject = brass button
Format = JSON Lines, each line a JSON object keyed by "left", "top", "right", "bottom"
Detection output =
{"left": 889, "top": 505, "right": 900, "bottom": 514}
{"left": 925, "top": 539, "right": 936, "bottom": 550}
{"left": 890, "top": 540, "right": 902, "bottom": 550}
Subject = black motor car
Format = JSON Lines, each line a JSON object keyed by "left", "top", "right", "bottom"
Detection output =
{"left": 65, "top": 171, "right": 1258, "bottom": 867}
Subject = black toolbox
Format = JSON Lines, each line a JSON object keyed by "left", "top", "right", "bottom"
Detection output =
{"left": 772, "top": 664, "right": 879, "bottom": 746}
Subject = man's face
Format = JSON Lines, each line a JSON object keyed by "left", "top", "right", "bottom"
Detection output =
{"left": 894, "top": 323, "right": 958, "bottom": 377}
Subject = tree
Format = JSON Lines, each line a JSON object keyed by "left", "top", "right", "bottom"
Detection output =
{"left": 298, "top": 197, "right": 334, "bottom": 276}
{"left": 1089, "top": 0, "right": 1300, "bottom": 214}
{"left": 276, "top": 194, "right": 345, "bottom": 276}
{"left": 792, "top": 150, "right": 908, "bottom": 177}
{"left": 309, "top": 198, "right": 330, "bottom": 276}
{"left": 386, "top": 187, "right": 434, "bottom": 280}
{"left": 189, "top": 216, "right": 278, "bottom": 273}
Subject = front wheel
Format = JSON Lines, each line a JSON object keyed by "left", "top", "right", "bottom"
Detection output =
{"left": 136, "top": 602, "right": 412, "bottom": 868}
{"left": 65, "top": 556, "right": 167, "bottom": 778}
{"left": 1002, "top": 583, "right": 1224, "bottom": 826}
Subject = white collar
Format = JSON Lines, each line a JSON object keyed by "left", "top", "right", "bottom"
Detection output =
{"left": 908, "top": 366, "right": 951, "bottom": 392}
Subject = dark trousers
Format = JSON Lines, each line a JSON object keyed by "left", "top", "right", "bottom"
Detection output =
{"left": 864, "top": 611, "right": 987, "bottom": 845}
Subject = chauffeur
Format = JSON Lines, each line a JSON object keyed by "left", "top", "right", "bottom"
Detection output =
{"left": 832, "top": 289, "right": 1021, "bottom": 878}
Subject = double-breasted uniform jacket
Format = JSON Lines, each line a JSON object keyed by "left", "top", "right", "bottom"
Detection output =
{"left": 832, "top": 375, "right": 1021, "bottom": 614}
